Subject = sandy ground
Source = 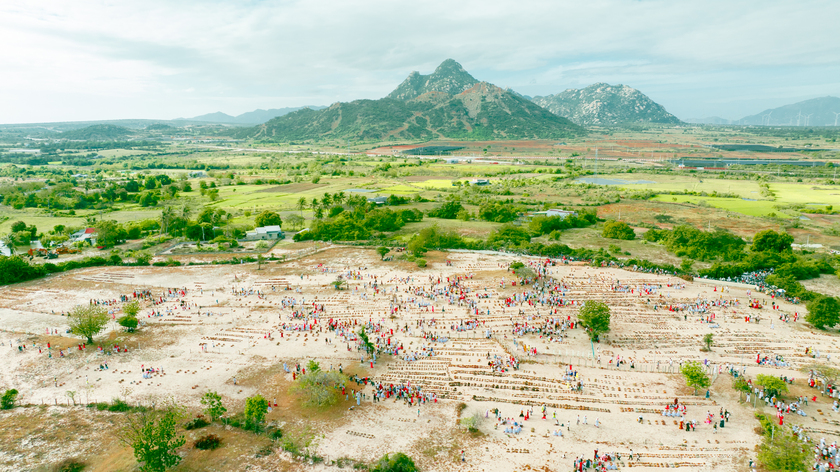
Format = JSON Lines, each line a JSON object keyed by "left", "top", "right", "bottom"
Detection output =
{"left": 0, "top": 247, "right": 836, "bottom": 471}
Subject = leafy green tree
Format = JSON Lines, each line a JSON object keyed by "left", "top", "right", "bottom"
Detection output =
{"left": 96, "top": 220, "right": 128, "bottom": 247}
{"left": 68, "top": 304, "right": 110, "bottom": 343}
{"left": 407, "top": 236, "right": 427, "bottom": 256}
{"left": 254, "top": 211, "right": 282, "bottom": 228}
{"left": 755, "top": 374, "right": 789, "bottom": 398}
{"left": 377, "top": 246, "right": 390, "bottom": 260}
{"left": 139, "top": 191, "right": 159, "bottom": 207}
{"left": 290, "top": 370, "right": 347, "bottom": 408}
{"left": 10, "top": 221, "right": 27, "bottom": 233}
{"left": 806, "top": 296, "right": 840, "bottom": 330}
{"left": 123, "top": 300, "right": 140, "bottom": 318}
{"left": 1, "top": 389, "right": 18, "bottom": 409}
{"left": 757, "top": 431, "right": 809, "bottom": 471}
{"left": 118, "top": 401, "right": 185, "bottom": 472}
{"left": 358, "top": 327, "right": 375, "bottom": 354}
{"left": 371, "top": 452, "right": 418, "bottom": 472}
{"left": 306, "top": 360, "right": 321, "bottom": 373}
{"left": 118, "top": 316, "right": 139, "bottom": 332}
{"left": 200, "top": 391, "right": 226, "bottom": 422}
{"left": 602, "top": 221, "right": 635, "bottom": 240}
{"left": 487, "top": 224, "right": 531, "bottom": 246}
{"left": 702, "top": 333, "right": 714, "bottom": 351}
{"left": 680, "top": 361, "right": 710, "bottom": 394}
{"left": 244, "top": 395, "right": 269, "bottom": 432}
{"left": 427, "top": 201, "right": 464, "bottom": 219}
{"left": 577, "top": 301, "right": 611, "bottom": 342}
{"left": 751, "top": 229, "right": 794, "bottom": 253}
{"left": 206, "top": 188, "right": 219, "bottom": 202}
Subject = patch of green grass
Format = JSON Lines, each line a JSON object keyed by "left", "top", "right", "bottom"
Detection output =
{"left": 650, "top": 194, "right": 790, "bottom": 218}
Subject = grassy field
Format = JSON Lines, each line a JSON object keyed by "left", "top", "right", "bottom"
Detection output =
{"left": 649, "top": 194, "right": 791, "bottom": 218}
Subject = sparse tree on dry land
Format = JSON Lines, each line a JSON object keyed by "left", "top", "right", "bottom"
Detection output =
{"left": 244, "top": 394, "right": 269, "bottom": 432}
{"left": 118, "top": 400, "right": 186, "bottom": 472}
{"left": 578, "top": 301, "right": 611, "bottom": 342}
{"left": 291, "top": 368, "right": 347, "bottom": 408}
{"left": 200, "top": 391, "right": 226, "bottom": 422}
{"left": 377, "top": 246, "right": 390, "bottom": 260}
{"left": 680, "top": 361, "right": 710, "bottom": 395}
{"left": 702, "top": 333, "right": 714, "bottom": 351}
{"left": 68, "top": 304, "right": 110, "bottom": 343}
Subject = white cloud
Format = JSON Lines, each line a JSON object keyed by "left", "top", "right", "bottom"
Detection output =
{"left": 0, "top": 0, "right": 837, "bottom": 122}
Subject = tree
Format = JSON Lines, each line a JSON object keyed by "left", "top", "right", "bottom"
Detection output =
{"left": 139, "top": 191, "right": 159, "bottom": 207}
{"left": 118, "top": 401, "right": 186, "bottom": 472}
{"left": 68, "top": 304, "right": 110, "bottom": 343}
{"left": 286, "top": 214, "right": 304, "bottom": 230}
{"left": 755, "top": 374, "right": 788, "bottom": 398}
{"left": 427, "top": 201, "right": 464, "bottom": 219}
{"left": 254, "top": 211, "right": 282, "bottom": 228}
{"left": 244, "top": 394, "right": 269, "bottom": 432}
{"left": 95, "top": 220, "right": 128, "bottom": 247}
{"left": 377, "top": 246, "right": 390, "bottom": 260}
{"left": 297, "top": 197, "right": 307, "bottom": 217}
{"left": 407, "top": 236, "right": 427, "bottom": 256}
{"left": 257, "top": 254, "right": 266, "bottom": 270}
{"left": 371, "top": 453, "right": 419, "bottom": 472}
{"left": 10, "top": 221, "right": 27, "bottom": 233}
{"left": 206, "top": 188, "right": 219, "bottom": 202}
{"left": 331, "top": 279, "right": 346, "bottom": 290}
{"left": 751, "top": 229, "right": 794, "bottom": 253}
{"left": 806, "top": 296, "right": 840, "bottom": 330}
{"left": 702, "top": 333, "right": 714, "bottom": 351}
{"left": 680, "top": 361, "right": 710, "bottom": 395}
{"left": 306, "top": 359, "right": 321, "bottom": 373}
{"left": 118, "top": 316, "right": 139, "bottom": 332}
{"left": 577, "top": 301, "right": 611, "bottom": 342}
{"left": 123, "top": 300, "right": 140, "bottom": 318}
{"left": 290, "top": 369, "right": 347, "bottom": 408}
{"left": 358, "top": 327, "right": 375, "bottom": 355}
{"left": 602, "top": 221, "right": 635, "bottom": 240}
{"left": 757, "top": 431, "right": 809, "bottom": 471}
{"left": 1, "top": 389, "right": 18, "bottom": 409}
{"left": 200, "top": 391, "right": 226, "bottom": 422}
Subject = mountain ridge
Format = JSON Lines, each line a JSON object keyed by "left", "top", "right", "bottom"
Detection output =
{"left": 738, "top": 96, "right": 840, "bottom": 126}
{"left": 532, "top": 83, "right": 681, "bottom": 126}
{"left": 245, "top": 60, "right": 584, "bottom": 142}
{"left": 178, "top": 106, "right": 327, "bottom": 124}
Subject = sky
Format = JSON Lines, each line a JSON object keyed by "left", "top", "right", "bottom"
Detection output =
{"left": 2, "top": 0, "right": 839, "bottom": 124}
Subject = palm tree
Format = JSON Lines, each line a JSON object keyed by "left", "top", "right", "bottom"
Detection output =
{"left": 160, "top": 207, "right": 174, "bottom": 234}
{"left": 334, "top": 191, "right": 346, "bottom": 207}
{"left": 296, "top": 197, "right": 307, "bottom": 217}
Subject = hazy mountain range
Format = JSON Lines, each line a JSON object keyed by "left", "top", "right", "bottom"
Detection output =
{"left": 737, "top": 96, "right": 840, "bottom": 126}
{"left": 177, "top": 106, "right": 327, "bottom": 125}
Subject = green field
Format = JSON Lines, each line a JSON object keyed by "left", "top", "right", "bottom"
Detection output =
{"left": 650, "top": 194, "right": 791, "bottom": 218}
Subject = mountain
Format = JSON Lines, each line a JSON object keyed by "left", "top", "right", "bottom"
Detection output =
{"left": 179, "top": 106, "right": 327, "bottom": 125}
{"left": 247, "top": 60, "right": 584, "bottom": 142}
{"left": 532, "top": 83, "right": 681, "bottom": 126}
{"left": 386, "top": 59, "right": 480, "bottom": 100}
{"left": 60, "top": 124, "right": 134, "bottom": 140}
{"left": 685, "top": 116, "right": 732, "bottom": 125}
{"left": 738, "top": 96, "right": 840, "bottom": 126}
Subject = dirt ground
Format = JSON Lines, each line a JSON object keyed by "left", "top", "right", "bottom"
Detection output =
{"left": 0, "top": 247, "right": 836, "bottom": 471}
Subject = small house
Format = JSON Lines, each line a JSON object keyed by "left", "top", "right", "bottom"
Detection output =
{"left": 245, "top": 225, "right": 284, "bottom": 241}
{"left": 367, "top": 196, "right": 388, "bottom": 205}
{"left": 70, "top": 228, "right": 97, "bottom": 243}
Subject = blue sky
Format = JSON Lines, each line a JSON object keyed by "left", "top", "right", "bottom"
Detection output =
{"left": 1, "top": 0, "right": 838, "bottom": 123}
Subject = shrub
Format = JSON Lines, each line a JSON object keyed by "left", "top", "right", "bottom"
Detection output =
{"left": 194, "top": 434, "right": 223, "bottom": 450}
{"left": 52, "top": 458, "right": 87, "bottom": 472}
{"left": 184, "top": 416, "right": 210, "bottom": 430}
{"left": 1, "top": 389, "right": 19, "bottom": 409}
{"left": 108, "top": 399, "right": 132, "bottom": 412}
{"left": 602, "top": 221, "right": 635, "bottom": 240}
{"left": 416, "top": 259, "right": 427, "bottom": 268}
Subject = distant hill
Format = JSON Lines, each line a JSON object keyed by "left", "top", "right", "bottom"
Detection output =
{"left": 532, "top": 83, "right": 681, "bottom": 126}
{"left": 60, "top": 124, "right": 133, "bottom": 140}
{"left": 685, "top": 116, "right": 732, "bottom": 125}
{"left": 246, "top": 60, "right": 584, "bottom": 142}
{"left": 180, "top": 106, "right": 327, "bottom": 125}
{"left": 738, "top": 96, "right": 840, "bottom": 126}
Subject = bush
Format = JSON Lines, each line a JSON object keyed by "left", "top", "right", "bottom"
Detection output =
{"left": 601, "top": 221, "right": 635, "bottom": 240}
{"left": 416, "top": 259, "right": 427, "bottom": 268}
{"left": 194, "top": 434, "right": 223, "bottom": 450}
{"left": 184, "top": 416, "right": 210, "bottom": 430}
{"left": 1, "top": 389, "right": 18, "bottom": 409}
{"left": 52, "top": 458, "right": 87, "bottom": 472}
{"left": 108, "top": 399, "right": 132, "bottom": 412}
{"left": 371, "top": 452, "right": 418, "bottom": 472}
